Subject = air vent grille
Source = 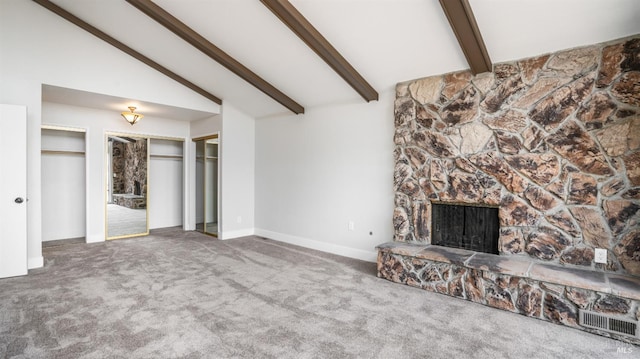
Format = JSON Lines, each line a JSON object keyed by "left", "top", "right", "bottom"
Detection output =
{"left": 579, "top": 310, "right": 638, "bottom": 337}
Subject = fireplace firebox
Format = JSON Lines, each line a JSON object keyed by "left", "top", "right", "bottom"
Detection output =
{"left": 431, "top": 202, "right": 499, "bottom": 255}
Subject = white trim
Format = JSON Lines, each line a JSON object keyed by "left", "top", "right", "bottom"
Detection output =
{"left": 219, "top": 228, "right": 255, "bottom": 240}
{"left": 105, "top": 130, "right": 185, "bottom": 142}
{"left": 41, "top": 124, "right": 87, "bottom": 133}
{"left": 254, "top": 228, "right": 377, "bottom": 263}
{"left": 28, "top": 256, "right": 43, "bottom": 269}
{"left": 86, "top": 234, "right": 104, "bottom": 243}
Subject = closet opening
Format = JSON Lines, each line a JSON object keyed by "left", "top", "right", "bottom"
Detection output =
{"left": 41, "top": 125, "right": 87, "bottom": 248}
{"left": 194, "top": 134, "right": 219, "bottom": 237}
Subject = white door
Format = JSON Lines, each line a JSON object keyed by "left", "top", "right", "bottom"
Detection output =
{"left": 0, "top": 104, "right": 28, "bottom": 278}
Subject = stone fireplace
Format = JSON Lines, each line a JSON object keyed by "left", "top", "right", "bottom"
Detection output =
{"left": 378, "top": 35, "right": 640, "bottom": 344}
{"left": 113, "top": 139, "right": 147, "bottom": 197}
{"left": 392, "top": 35, "right": 640, "bottom": 276}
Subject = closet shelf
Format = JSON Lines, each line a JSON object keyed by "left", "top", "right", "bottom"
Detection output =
{"left": 150, "top": 154, "right": 183, "bottom": 159}
{"left": 41, "top": 149, "right": 85, "bottom": 155}
{"left": 195, "top": 155, "right": 218, "bottom": 160}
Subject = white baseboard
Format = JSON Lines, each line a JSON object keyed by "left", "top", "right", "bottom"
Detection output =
{"left": 85, "top": 234, "right": 105, "bottom": 243}
{"left": 220, "top": 228, "right": 255, "bottom": 240}
{"left": 254, "top": 228, "right": 378, "bottom": 263}
{"left": 28, "top": 256, "right": 43, "bottom": 269}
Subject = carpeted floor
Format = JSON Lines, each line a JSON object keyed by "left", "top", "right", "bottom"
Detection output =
{"left": 0, "top": 228, "right": 633, "bottom": 358}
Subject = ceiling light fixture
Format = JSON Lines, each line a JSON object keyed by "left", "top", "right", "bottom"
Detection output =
{"left": 121, "top": 106, "right": 143, "bottom": 125}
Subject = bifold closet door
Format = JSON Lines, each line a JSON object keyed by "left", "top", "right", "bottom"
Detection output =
{"left": 0, "top": 104, "right": 28, "bottom": 278}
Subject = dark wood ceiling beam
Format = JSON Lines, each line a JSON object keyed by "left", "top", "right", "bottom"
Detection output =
{"left": 261, "top": 0, "right": 378, "bottom": 102}
{"left": 126, "top": 0, "right": 304, "bottom": 114}
{"left": 439, "top": 0, "right": 492, "bottom": 74}
{"left": 32, "top": 0, "right": 222, "bottom": 105}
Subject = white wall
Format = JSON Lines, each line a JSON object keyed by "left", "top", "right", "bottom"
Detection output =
{"left": 219, "top": 103, "right": 255, "bottom": 239}
{"left": 149, "top": 139, "right": 184, "bottom": 229}
{"left": 0, "top": 0, "right": 219, "bottom": 268}
{"left": 41, "top": 129, "right": 86, "bottom": 241}
{"left": 254, "top": 92, "right": 396, "bottom": 262}
{"left": 190, "top": 115, "right": 222, "bottom": 138}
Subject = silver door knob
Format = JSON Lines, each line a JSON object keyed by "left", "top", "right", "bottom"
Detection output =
{"left": 15, "top": 197, "right": 24, "bottom": 204}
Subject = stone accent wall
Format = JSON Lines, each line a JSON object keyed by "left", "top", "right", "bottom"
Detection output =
{"left": 124, "top": 139, "right": 147, "bottom": 196}
{"left": 112, "top": 142, "right": 126, "bottom": 194}
{"left": 112, "top": 139, "right": 147, "bottom": 196}
{"left": 393, "top": 36, "right": 640, "bottom": 276}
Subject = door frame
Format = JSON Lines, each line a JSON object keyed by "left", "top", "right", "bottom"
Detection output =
{"left": 192, "top": 133, "right": 220, "bottom": 237}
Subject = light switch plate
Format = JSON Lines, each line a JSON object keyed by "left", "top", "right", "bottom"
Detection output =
{"left": 594, "top": 248, "right": 607, "bottom": 264}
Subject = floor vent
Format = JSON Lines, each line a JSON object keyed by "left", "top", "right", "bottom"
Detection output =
{"left": 579, "top": 310, "right": 639, "bottom": 337}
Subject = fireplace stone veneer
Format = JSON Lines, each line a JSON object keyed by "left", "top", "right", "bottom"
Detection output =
{"left": 380, "top": 35, "right": 640, "bottom": 344}
{"left": 391, "top": 35, "right": 640, "bottom": 276}
{"left": 376, "top": 242, "right": 640, "bottom": 345}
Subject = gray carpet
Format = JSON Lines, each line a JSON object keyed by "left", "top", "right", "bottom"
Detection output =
{"left": 0, "top": 228, "right": 633, "bottom": 358}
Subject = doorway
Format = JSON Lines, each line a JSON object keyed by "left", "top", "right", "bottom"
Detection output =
{"left": 194, "top": 134, "right": 219, "bottom": 237}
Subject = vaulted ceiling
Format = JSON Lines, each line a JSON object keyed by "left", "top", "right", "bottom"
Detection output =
{"left": 39, "top": 0, "right": 640, "bottom": 119}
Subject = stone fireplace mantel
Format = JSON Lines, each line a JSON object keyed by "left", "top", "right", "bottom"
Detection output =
{"left": 382, "top": 34, "right": 640, "bottom": 345}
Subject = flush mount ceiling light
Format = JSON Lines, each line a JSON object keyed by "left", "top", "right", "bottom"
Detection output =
{"left": 121, "top": 106, "right": 144, "bottom": 125}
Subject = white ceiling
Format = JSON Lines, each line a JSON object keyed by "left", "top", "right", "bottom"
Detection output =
{"left": 42, "top": 84, "right": 217, "bottom": 122}
{"left": 46, "top": 0, "right": 640, "bottom": 120}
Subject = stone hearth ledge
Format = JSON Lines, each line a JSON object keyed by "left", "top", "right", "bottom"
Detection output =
{"left": 375, "top": 242, "right": 640, "bottom": 301}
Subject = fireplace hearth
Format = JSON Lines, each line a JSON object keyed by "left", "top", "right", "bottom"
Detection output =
{"left": 431, "top": 202, "right": 499, "bottom": 254}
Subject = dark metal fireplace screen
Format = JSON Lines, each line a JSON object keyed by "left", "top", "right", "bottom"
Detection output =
{"left": 431, "top": 203, "right": 499, "bottom": 254}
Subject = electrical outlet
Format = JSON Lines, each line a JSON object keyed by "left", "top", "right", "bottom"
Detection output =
{"left": 594, "top": 248, "right": 607, "bottom": 264}
{"left": 236, "top": 216, "right": 242, "bottom": 224}
{"left": 348, "top": 221, "right": 355, "bottom": 231}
